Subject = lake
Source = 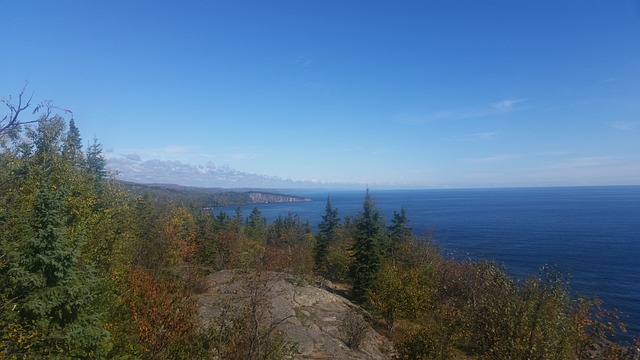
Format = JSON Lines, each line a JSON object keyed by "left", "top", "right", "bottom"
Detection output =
{"left": 214, "top": 186, "right": 640, "bottom": 340}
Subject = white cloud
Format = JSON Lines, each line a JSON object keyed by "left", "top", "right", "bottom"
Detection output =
{"left": 491, "top": 99, "right": 526, "bottom": 111}
{"left": 107, "top": 156, "right": 339, "bottom": 188}
{"left": 125, "top": 153, "right": 141, "bottom": 161}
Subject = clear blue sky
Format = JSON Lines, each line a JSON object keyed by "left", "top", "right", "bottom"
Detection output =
{"left": 2, "top": 1, "right": 640, "bottom": 188}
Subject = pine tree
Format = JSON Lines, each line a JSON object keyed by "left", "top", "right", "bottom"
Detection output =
{"left": 86, "top": 136, "right": 107, "bottom": 180}
{"left": 389, "top": 208, "right": 411, "bottom": 241}
{"left": 315, "top": 197, "right": 340, "bottom": 274}
{"left": 246, "top": 207, "right": 266, "bottom": 241}
{"left": 349, "top": 189, "right": 385, "bottom": 303}
{"left": 2, "top": 174, "right": 110, "bottom": 357}
{"left": 387, "top": 208, "right": 412, "bottom": 263}
{"left": 62, "top": 118, "right": 83, "bottom": 166}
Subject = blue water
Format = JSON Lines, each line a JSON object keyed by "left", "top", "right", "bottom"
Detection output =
{"left": 214, "top": 186, "right": 640, "bottom": 340}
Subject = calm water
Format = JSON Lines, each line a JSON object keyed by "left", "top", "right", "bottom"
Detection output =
{"left": 215, "top": 186, "right": 640, "bottom": 339}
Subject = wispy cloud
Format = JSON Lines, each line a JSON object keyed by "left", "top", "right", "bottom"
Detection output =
{"left": 396, "top": 99, "right": 527, "bottom": 124}
{"left": 457, "top": 131, "right": 496, "bottom": 140}
{"left": 227, "top": 152, "right": 258, "bottom": 161}
{"left": 491, "top": 99, "right": 526, "bottom": 111}
{"left": 545, "top": 156, "right": 616, "bottom": 169}
{"left": 115, "top": 145, "right": 202, "bottom": 162}
{"left": 537, "top": 151, "right": 571, "bottom": 156}
{"left": 293, "top": 54, "right": 313, "bottom": 71}
{"left": 611, "top": 120, "right": 639, "bottom": 131}
{"left": 525, "top": 155, "right": 639, "bottom": 186}
{"left": 468, "top": 154, "right": 518, "bottom": 163}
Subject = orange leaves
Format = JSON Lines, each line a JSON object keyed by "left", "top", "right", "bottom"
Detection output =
{"left": 163, "top": 208, "right": 197, "bottom": 265}
{"left": 123, "top": 267, "right": 198, "bottom": 357}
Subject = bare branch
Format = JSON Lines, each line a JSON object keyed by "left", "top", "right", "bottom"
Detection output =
{"left": 1, "top": 85, "right": 66, "bottom": 136}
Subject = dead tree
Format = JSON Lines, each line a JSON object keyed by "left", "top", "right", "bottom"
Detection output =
{"left": 1, "top": 84, "right": 72, "bottom": 137}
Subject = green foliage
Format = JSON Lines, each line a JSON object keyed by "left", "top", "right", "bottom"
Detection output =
{"left": 2, "top": 174, "right": 110, "bottom": 358}
{"left": 349, "top": 189, "right": 385, "bottom": 303}
{"left": 86, "top": 137, "right": 107, "bottom": 181}
{"left": 370, "top": 244, "right": 437, "bottom": 332}
{"left": 195, "top": 211, "right": 245, "bottom": 270}
{"left": 322, "top": 223, "right": 355, "bottom": 282}
{"left": 266, "top": 213, "right": 311, "bottom": 247}
{"left": 315, "top": 197, "right": 340, "bottom": 275}
{"left": 389, "top": 256, "right": 630, "bottom": 359}
{"left": 246, "top": 207, "right": 267, "bottom": 242}
{"left": 389, "top": 208, "right": 411, "bottom": 243}
{"left": 62, "top": 117, "right": 83, "bottom": 167}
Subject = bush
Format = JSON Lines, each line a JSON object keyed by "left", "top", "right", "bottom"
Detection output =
{"left": 339, "top": 310, "right": 369, "bottom": 349}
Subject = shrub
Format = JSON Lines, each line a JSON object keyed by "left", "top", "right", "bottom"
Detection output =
{"left": 339, "top": 310, "right": 369, "bottom": 349}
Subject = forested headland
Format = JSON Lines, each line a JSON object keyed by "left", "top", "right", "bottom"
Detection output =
{"left": 1, "top": 93, "right": 638, "bottom": 359}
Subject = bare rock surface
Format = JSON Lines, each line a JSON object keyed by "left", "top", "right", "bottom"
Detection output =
{"left": 197, "top": 270, "right": 393, "bottom": 359}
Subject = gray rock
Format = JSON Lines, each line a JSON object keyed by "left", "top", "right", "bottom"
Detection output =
{"left": 197, "top": 270, "right": 394, "bottom": 359}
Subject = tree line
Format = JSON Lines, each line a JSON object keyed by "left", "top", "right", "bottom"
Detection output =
{"left": 1, "top": 91, "right": 637, "bottom": 359}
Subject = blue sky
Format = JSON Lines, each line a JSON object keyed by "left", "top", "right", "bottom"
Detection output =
{"left": 2, "top": 1, "right": 640, "bottom": 188}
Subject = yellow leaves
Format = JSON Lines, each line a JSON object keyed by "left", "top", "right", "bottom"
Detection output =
{"left": 2, "top": 323, "right": 39, "bottom": 353}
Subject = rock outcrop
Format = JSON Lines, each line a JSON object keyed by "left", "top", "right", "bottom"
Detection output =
{"left": 248, "top": 192, "right": 312, "bottom": 204}
{"left": 197, "top": 270, "right": 393, "bottom": 359}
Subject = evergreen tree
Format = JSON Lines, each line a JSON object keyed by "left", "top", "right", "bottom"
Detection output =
{"left": 246, "top": 207, "right": 267, "bottom": 241}
{"left": 213, "top": 210, "right": 232, "bottom": 232}
{"left": 62, "top": 118, "right": 83, "bottom": 166}
{"left": 2, "top": 174, "right": 110, "bottom": 357}
{"left": 267, "top": 212, "right": 311, "bottom": 247}
{"left": 389, "top": 208, "right": 411, "bottom": 241}
{"left": 315, "top": 197, "right": 340, "bottom": 273}
{"left": 86, "top": 136, "right": 107, "bottom": 180}
{"left": 349, "top": 189, "right": 385, "bottom": 303}
{"left": 232, "top": 207, "right": 243, "bottom": 235}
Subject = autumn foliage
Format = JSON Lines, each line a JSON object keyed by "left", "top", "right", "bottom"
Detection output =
{"left": 121, "top": 268, "right": 200, "bottom": 358}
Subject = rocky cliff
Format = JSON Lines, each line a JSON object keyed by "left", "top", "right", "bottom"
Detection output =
{"left": 197, "top": 270, "right": 393, "bottom": 359}
{"left": 248, "top": 192, "right": 312, "bottom": 204}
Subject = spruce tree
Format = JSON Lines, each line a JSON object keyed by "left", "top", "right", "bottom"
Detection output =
{"left": 86, "top": 137, "right": 107, "bottom": 180}
{"left": 246, "top": 207, "right": 267, "bottom": 241}
{"left": 389, "top": 208, "right": 411, "bottom": 241}
{"left": 315, "top": 197, "right": 340, "bottom": 274}
{"left": 388, "top": 208, "right": 412, "bottom": 263}
{"left": 62, "top": 118, "right": 83, "bottom": 166}
{"left": 2, "top": 174, "right": 110, "bottom": 357}
{"left": 349, "top": 189, "right": 384, "bottom": 303}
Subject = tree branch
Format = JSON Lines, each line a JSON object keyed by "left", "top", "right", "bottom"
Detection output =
{"left": 0, "top": 84, "right": 52, "bottom": 136}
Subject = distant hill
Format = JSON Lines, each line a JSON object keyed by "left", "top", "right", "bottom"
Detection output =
{"left": 122, "top": 181, "right": 311, "bottom": 209}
